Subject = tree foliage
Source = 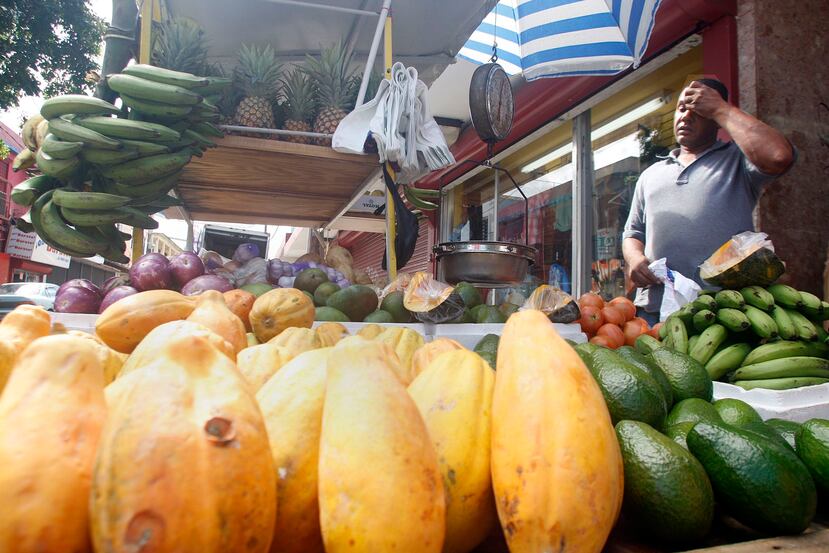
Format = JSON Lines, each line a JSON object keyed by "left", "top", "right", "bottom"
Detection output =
{"left": 0, "top": 0, "right": 105, "bottom": 110}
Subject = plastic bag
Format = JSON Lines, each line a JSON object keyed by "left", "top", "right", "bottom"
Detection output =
{"left": 403, "top": 272, "right": 465, "bottom": 324}
{"left": 379, "top": 272, "right": 414, "bottom": 301}
{"left": 649, "top": 258, "right": 702, "bottom": 322}
{"left": 233, "top": 257, "right": 269, "bottom": 287}
{"left": 699, "top": 231, "right": 774, "bottom": 278}
{"left": 521, "top": 285, "right": 581, "bottom": 324}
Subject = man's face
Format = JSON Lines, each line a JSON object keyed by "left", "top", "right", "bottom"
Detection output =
{"left": 673, "top": 87, "right": 719, "bottom": 149}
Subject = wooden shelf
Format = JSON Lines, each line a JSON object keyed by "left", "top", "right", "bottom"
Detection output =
{"left": 173, "top": 135, "right": 379, "bottom": 226}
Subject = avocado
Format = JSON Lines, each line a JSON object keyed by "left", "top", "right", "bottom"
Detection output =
{"left": 473, "top": 333, "right": 500, "bottom": 370}
{"left": 239, "top": 283, "right": 273, "bottom": 297}
{"left": 585, "top": 347, "right": 668, "bottom": 428}
{"left": 616, "top": 420, "right": 714, "bottom": 544}
{"left": 315, "top": 306, "right": 350, "bottom": 322}
{"left": 468, "top": 304, "right": 488, "bottom": 321}
{"left": 617, "top": 346, "right": 673, "bottom": 409}
{"left": 688, "top": 421, "right": 817, "bottom": 534}
{"left": 713, "top": 398, "right": 763, "bottom": 428}
{"left": 648, "top": 348, "right": 713, "bottom": 402}
{"left": 740, "top": 420, "right": 795, "bottom": 451}
{"left": 302, "top": 290, "right": 314, "bottom": 302}
{"left": 363, "top": 310, "right": 395, "bottom": 323}
{"left": 664, "top": 421, "right": 696, "bottom": 450}
{"left": 326, "top": 285, "right": 378, "bottom": 322}
{"left": 454, "top": 282, "right": 483, "bottom": 308}
{"left": 795, "top": 419, "right": 829, "bottom": 492}
{"left": 294, "top": 268, "right": 329, "bottom": 294}
{"left": 380, "top": 290, "right": 413, "bottom": 323}
{"left": 499, "top": 302, "right": 520, "bottom": 319}
{"left": 766, "top": 418, "right": 802, "bottom": 450}
{"left": 665, "top": 398, "right": 722, "bottom": 429}
{"left": 313, "top": 282, "right": 340, "bottom": 307}
{"left": 574, "top": 342, "right": 600, "bottom": 366}
{"left": 448, "top": 309, "right": 473, "bottom": 324}
{"left": 475, "top": 305, "right": 506, "bottom": 324}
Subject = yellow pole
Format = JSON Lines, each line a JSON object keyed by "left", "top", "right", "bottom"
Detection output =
{"left": 384, "top": 15, "right": 398, "bottom": 280}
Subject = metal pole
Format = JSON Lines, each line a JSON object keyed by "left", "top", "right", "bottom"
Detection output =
{"left": 572, "top": 110, "right": 594, "bottom": 298}
{"left": 259, "top": 0, "right": 379, "bottom": 17}
{"left": 383, "top": 13, "right": 397, "bottom": 280}
{"left": 356, "top": 0, "right": 391, "bottom": 107}
{"left": 493, "top": 168, "right": 499, "bottom": 241}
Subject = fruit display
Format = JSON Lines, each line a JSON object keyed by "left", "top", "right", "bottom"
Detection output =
{"left": 11, "top": 64, "right": 231, "bottom": 261}
{"left": 576, "top": 292, "right": 658, "bottom": 348}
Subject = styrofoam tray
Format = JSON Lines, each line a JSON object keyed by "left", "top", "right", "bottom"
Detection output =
{"left": 311, "top": 321, "right": 426, "bottom": 335}
{"left": 434, "top": 323, "right": 587, "bottom": 349}
{"left": 713, "top": 381, "right": 829, "bottom": 422}
{"left": 50, "top": 312, "right": 98, "bottom": 334}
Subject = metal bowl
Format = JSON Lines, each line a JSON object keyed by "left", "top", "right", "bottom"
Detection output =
{"left": 434, "top": 241, "right": 536, "bottom": 286}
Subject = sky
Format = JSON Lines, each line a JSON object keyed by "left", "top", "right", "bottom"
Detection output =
{"left": 1, "top": 0, "right": 293, "bottom": 258}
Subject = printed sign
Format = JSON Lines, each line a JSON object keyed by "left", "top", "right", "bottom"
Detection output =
{"left": 350, "top": 194, "right": 386, "bottom": 214}
{"left": 5, "top": 226, "right": 71, "bottom": 268}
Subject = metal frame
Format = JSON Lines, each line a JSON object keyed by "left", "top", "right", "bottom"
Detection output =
{"left": 571, "top": 110, "right": 593, "bottom": 298}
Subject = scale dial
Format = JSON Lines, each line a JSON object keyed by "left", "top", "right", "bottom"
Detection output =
{"left": 469, "top": 63, "right": 514, "bottom": 143}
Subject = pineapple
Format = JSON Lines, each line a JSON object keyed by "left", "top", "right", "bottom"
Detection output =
{"left": 305, "top": 42, "right": 356, "bottom": 145}
{"left": 280, "top": 68, "right": 316, "bottom": 144}
{"left": 152, "top": 18, "right": 209, "bottom": 75}
{"left": 232, "top": 44, "right": 282, "bottom": 133}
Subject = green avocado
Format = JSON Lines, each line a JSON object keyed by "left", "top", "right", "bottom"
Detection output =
{"left": 473, "top": 333, "right": 500, "bottom": 369}
{"left": 795, "top": 418, "right": 829, "bottom": 492}
{"left": 239, "top": 283, "right": 273, "bottom": 297}
{"left": 766, "top": 418, "right": 802, "bottom": 450}
{"left": 314, "top": 306, "right": 350, "bottom": 322}
{"left": 294, "top": 268, "right": 329, "bottom": 294}
{"left": 664, "top": 398, "right": 722, "bottom": 430}
{"left": 617, "top": 346, "right": 673, "bottom": 409}
{"left": 313, "top": 282, "right": 340, "bottom": 307}
{"left": 363, "top": 310, "right": 395, "bottom": 323}
{"left": 326, "top": 285, "right": 378, "bottom": 322}
{"left": 454, "top": 281, "right": 483, "bottom": 308}
{"left": 647, "top": 348, "right": 713, "bottom": 403}
{"left": 380, "top": 290, "right": 413, "bottom": 323}
{"left": 475, "top": 305, "right": 506, "bottom": 324}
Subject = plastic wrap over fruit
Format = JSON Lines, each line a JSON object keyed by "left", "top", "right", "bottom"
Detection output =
{"left": 233, "top": 257, "right": 269, "bottom": 286}
{"left": 403, "top": 272, "right": 465, "bottom": 324}
{"left": 699, "top": 231, "right": 783, "bottom": 288}
{"left": 521, "top": 285, "right": 581, "bottom": 323}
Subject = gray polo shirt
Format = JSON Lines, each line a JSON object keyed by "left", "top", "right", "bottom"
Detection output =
{"left": 623, "top": 140, "right": 784, "bottom": 313}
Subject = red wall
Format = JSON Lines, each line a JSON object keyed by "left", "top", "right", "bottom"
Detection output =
{"left": 345, "top": 219, "right": 434, "bottom": 284}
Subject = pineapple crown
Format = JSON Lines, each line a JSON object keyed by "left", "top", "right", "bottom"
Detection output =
{"left": 152, "top": 18, "right": 209, "bottom": 75}
{"left": 281, "top": 68, "right": 317, "bottom": 123}
{"left": 305, "top": 42, "right": 356, "bottom": 111}
{"left": 234, "top": 44, "right": 282, "bottom": 100}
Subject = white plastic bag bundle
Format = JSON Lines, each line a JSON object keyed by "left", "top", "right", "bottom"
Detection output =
{"left": 649, "top": 258, "right": 702, "bottom": 322}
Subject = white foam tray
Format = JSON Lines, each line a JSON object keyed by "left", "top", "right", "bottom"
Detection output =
{"left": 433, "top": 323, "right": 587, "bottom": 349}
{"left": 713, "top": 381, "right": 829, "bottom": 422}
{"left": 50, "top": 312, "right": 98, "bottom": 334}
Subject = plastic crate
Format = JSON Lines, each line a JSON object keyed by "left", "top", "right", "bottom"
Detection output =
{"left": 713, "top": 381, "right": 829, "bottom": 422}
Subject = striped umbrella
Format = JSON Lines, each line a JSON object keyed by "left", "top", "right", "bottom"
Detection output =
{"left": 459, "top": 0, "right": 663, "bottom": 80}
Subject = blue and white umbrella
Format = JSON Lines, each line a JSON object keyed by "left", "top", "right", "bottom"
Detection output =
{"left": 459, "top": 0, "right": 663, "bottom": 80}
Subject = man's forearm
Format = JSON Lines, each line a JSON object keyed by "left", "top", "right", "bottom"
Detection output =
{"left": 714, "top": 104, "right": 794, "bottom": 175}
{"left": 623, "top": 237, "right": 646, "bottom": 265}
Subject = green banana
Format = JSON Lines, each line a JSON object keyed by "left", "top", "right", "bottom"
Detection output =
{"left": 769, "top": 305, "right": 797, "bottom": 340}
{"left": 734, "top": 377, "right": 829, "bottom": 391}
{"left": 106, "top": 74, "right": 203, "bottom": 106}
{"left": 105, "top": 171, "right": 181, "bottom": 199}
{"left": 52, "top": 188, "right": 131, "bottom": 210}
{"left": 119, "top": 139, "right": 170, "bottom": 156}
{"left": 187, "top": 111, "right": 219, "bottom": 123}
{"left": 10, "top": 175, "right": 59, "bottom": 206}
{"left": 742, "top": 340, "right": 829, "bottom": 367}
{"left": 666, "top": 316, "right": 689, "bottom": 354}
{"left": 117, "top": 207, "right": 159, "bottom": 229}
{"left": 692, "top": 294, "right": 717, "bottom": 312}
{"left": 715, "top": 290, "right": 746, "bottom": 310}
{"left": 191, "top": 121, "right": 224, "bottom": 138}
{"left": 822, "top": 302, "right": 829, "bottom": 321}
{"left": 183, "top": 129, "right": 217, "bottom": 149}
{"left": 716, "top": 308, "right": 751, "bottom": 332}
{"left": 799, "top": 291, "right": 825, "bottom": 320}
{"left": 204, "top": 94, "right": 222, "bottom": 104}
{"left": 634, "top": 334, "right": 661, "bottom": 354}
{"left": 39, "top": 198, "right": 107, "bottom": 255}
{"left": 81, "top": 148, "right": 141, "bottom": 166}
{"left": 98, "top": 244, "right": 130, "bottom": 264}
{"left": 99, "top": 151, "right": 191, "bottom": 185}
{"left": 39, "top": 134, "right": 83, "bottom": 159}
{"left": 403, "top": 186, "right": 439, "bottom": 210}
{"left": 12, "top": 148, "right": 36, "bottom": 172}
{"left": 787, "top": 309, "right": 818, "bottom": 341}
{"left": 120, "top": 94, "right": 194, "bottom": 119}
{"left": 75, "top": 116, "right": 181, "bottom": 143}
{"left": 13, "top": 217, "right": 35, "bottom": 234}
{"left": 740, "top": 286, "right": 775, "bottom": 311}
{"left": 40, "top": 94, "right": 120, "bottom": 120}
{"left": 97, "top": 224, "right": 132, "bottom": 243}
{"left": 198, "top": 77, "right": 232, "bottom": 96}
{"left": 766, "top": 284, "right": 803, "bottom": 309}
{"left": 705, "top": 343, "right": 752, "bottom": 380}
{"left": 693, "top": 309, "right": 716, "bottom": 332}
{"left": 122, "top": 64, "right": 209, "bottom": 89}
{"left": 688, "top": 335, "right": 700, "bottom": 352}
{"left": 689, "top": 323, "right": 728, "bottom": 365}
{"left": 658, "top": 319, "right": 670, "bottom": 339}
{"left": 675, "top": 303, "right": 698, "bottom": 329}
{"left": 47, "top": 116, "right": 122, "bottom": 150}
{"left": 744, "top": 304, "right": 779, "bottom": 339}
{"left": 29, "top": 191, "right": 93, "bottom": 257}
{"left": 732, "top": 356, "right": 829, "bottom": 381}
{"left": 60, "top": 206, "right": 136, "bottom": 227}
{"left": 35, "top": 149, "right": 80, "bottom": 181}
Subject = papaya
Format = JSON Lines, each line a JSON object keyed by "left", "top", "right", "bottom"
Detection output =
{"left": 224, "top": 288, "right": 256, "bottom": 331}
{"left": 410, "top": 337, "right": 465, "bottom": 379}
{"left": 187, "top": 289, "right": 248, "bottom": 354}
{"left": 0, "top": 335, "right": 106, "bottom": 553}
{"left": 356, "top": 323, "right": 385, "bottom": 339}
{"left": 91, "top": 332, "right": 276, "bottom": 553}
{"left": 95, "top": 289, "right": 197, "bottom": 353}
{"left": 491, "top": 310, "right": 623, "bottom": 553}
{"left": 256, "top": 348, "right": 332, "bottom": 553}
{"left": 250, "top": 287, "right": 315, "bottom": 343}
{"left": 374, "top": 326, "right": 425, "bottom": 384}
{"left": 0, "top": 304, "right": 51, "bottom": 391}
{"left": 268, "top": 326, "right": 321, "bottom": 356}
{"left": 319, "top": 337, "right": 445, "bottom": 552}
{"left": 236, "top": 343, "right": 294, "bottom": 392}
{"left": 67, "top": 329, "right": 127, "bottom": 384}
{"left": 315, "top": 321, "right": 349, "bottom": 347}
{"left": 699, "top": 237, "right": 785, "bottom": 289}
{"left": 408, "top": 350, "right": 497, "bottom": 553}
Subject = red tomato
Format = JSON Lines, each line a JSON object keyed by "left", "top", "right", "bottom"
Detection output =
{"left": 623, "top": 319, "right": 648, "bottom": 347}
{"left": 596, "top": 323, "right": 625, "bottom": 349}
{"left": 589, "top": 335, "right": 616, "bottom": 348}
{"left": 608, "top": 297, "right": 636, "bottom": 321}
{"left": 578, "top": 305, "right": 605, "bottom": 335}
{"left": 578, "top": 293, "right": 605, "bottom": 310}
{"left": 649, "top": 322, "right": 663, "bottom": 339}
{"left": 601, "top": 306, "right": 627, "bottom": 327}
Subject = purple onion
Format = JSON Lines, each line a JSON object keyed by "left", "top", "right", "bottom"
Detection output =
{"left": 291, "top": 262, "right": 311, "bottom": 273}
{"left": 169, "top": 252, "right": 205, "bottom": 289}
{"left": 277, "top": 276, "right": 296, "bottom": 288}
{"left": 129, "top": 253, "right": 172, "bottom": 292}
{"left": 54, "top": 286, "right": 102, "bottom": 314}
{"left": 57, "top": 278, "right": 101, "bottom": 298}
{"left": 101, "top": 275, "right": 130, "bottom": 296}
{"left": 335, "top": 278, "right": 351, "bottom": 288}
{"left": 232, "top": 243, "right": 260, "bottom": 264}
{"left": 201, "top": 251, "right": 224, "bottom": 271}
{"left": 181, "top": 274, "right": 233, "bottom": 296}
{"left": 98, "top": 285, "right": 138, "bottom": 313}
{"left": 267, "top": 259, "right": 288, "bottom": 284}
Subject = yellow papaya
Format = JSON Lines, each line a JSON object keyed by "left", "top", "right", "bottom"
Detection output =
{"left": 491, "top": 310, "right": 623, "bottom": 553}
{"left": 410, "top": 337, "right": 465, "bottom": 379}
{"left": 374, "top": 326, "right": 425, "bottom": 384}
{"left": 237, "top": 342, "right": 294, "bottom": 392}
{"left": 250, "top": 287, "right": 315, "bottom": 343}
{"left": 408, "top": 349, "right": 497, "bottom": 553}
{"left": 186, "top": 289, "right": 248, "bottom": 355}
{"left": 315, "top": 321, "right": 349, "bottom": 347}
{"left": 268, "top": 326, "right": 321, "bottom": 356}
{"left": 0, "top": 304, "right": 51, "bottom": 391}
{"left": 319, "top": 337, "right": 445, "bottom": 552}
{"left": 91, "top": 332, "right": 277, "bottom": 553}
{"left": 256, "top": 348, "right": 333, "bottom": 553}
{"left": 66, "top": 329, "right": 126, "bottom": 384}
{"left": 0, "top": 335, "right": 106, "bottom": 553}
{"left": 356, "top": 323, "right": 385, "bottom": 339}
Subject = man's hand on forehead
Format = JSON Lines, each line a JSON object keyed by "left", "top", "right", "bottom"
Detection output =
{"left": 678, "top": 81, "right": 728, "bottom": 120}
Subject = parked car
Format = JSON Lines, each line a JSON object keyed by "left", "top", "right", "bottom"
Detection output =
{"left": 0, "top": 282, "right": 59, "bottom": 318}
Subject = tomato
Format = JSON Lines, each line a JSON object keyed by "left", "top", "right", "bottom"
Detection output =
{"left": 601, "top": 306, "right": 627, "bottom": 327}
{"left": 578, "top": 293, "right": 605, "bottom": 310}
{"left": 623, "top": 319, "right": 648, "bottom": 347}
{"left": 631, "top": 317, "right": 651, "bottom": 331}
{"left": 608, "top": 297, "right": 636, "bottom": 321}
{"left": 649, "top": 322, "right": 663, "bottom": 339}
{"left": 578, "top": 305, "right": 604, "bottom": 335}
{"left": 596, "top": 323, "right": 625, "bottom": 349}
{"left": 589, "top": 335, "right": 616, "bottom": 348}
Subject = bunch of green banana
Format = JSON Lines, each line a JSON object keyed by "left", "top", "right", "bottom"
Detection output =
{"left": 402, "top": 185, "right": 441, "bottom": 211}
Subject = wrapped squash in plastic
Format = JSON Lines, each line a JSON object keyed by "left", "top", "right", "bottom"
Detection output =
{"left": 699, "top": 231, "right": 785, "bottom": 289}
{"left": 403, "top": 272, "right": 465, "bottom": 324}
{"left": 523, "top": 285, "right": 580, "bottom": 324}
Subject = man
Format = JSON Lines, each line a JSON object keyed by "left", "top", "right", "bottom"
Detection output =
{"left": 622, "top": 79, "right": 794, "bottom": 324}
